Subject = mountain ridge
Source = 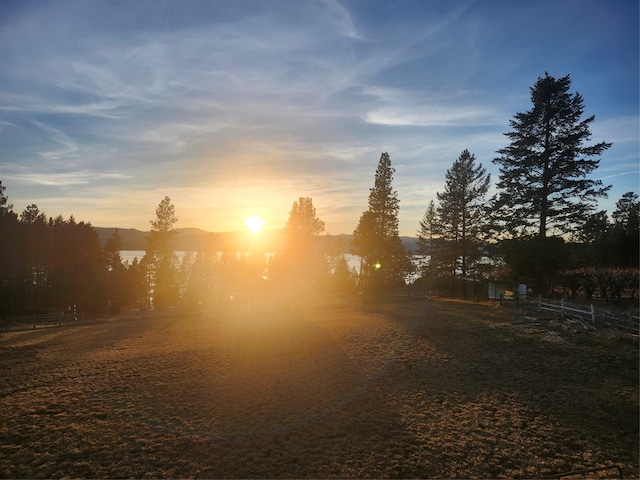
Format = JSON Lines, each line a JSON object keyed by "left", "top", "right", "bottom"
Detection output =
{"left": 94, "top": 227, "right": 419, "bottom": 253}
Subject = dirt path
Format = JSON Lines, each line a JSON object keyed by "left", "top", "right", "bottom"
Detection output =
{"left": 1, "top": 299, "right": 637, "bottom": 478}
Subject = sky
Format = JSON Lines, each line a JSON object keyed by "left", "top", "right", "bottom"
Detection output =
{"left": 1, "top": 0, "right": 638, "bottom": 237}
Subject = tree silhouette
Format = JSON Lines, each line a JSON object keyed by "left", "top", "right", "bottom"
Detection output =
{"left": 0, "top": 180, "right": 13, "bottom": 216}
{"left": 493, "top": 72, "right": 611, "bottom": 238}
{"left": 102, "top": 229, "right": 131, "bottom": 313}
{"left": 437, "top": 149, "right": 490, "bottom": 279}
{"left": 492, "top": 73, "right": 612, "bottom": 293}
{"left": 0, "top": 181, "right": 19, "bottom": 314}
{"left": 47, "top": 215, "right": 103, "bottom": 312}
{"left": 183, "top": 251, "right": 219, "bottom": 311}
{"left": 285, "top": 197, "right": 325, "bottom": 238}
{"left": 145, "top": 196, "right": 179, "bottom": 309}
{"left": 609, "top": 192, "right": 639, "bottom": 268}
{"left": 19, "top": 205, "right": 49, "bottom": 310}
{"left": 273, "top": 197, "right": 328, "bottom": 304}
{"left": 416, "top": 200, "right": 442, "bottom": 289}
{"left": 352, "top": 152, "right": 411, "bottom": 292}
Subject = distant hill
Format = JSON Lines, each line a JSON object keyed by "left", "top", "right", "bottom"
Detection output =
{"left": 94, "top": 227, "right": 420, "bottom": 253}
{"left": 94, "top": 227, "right": 288, "bottom": 252}
{"left": 95, "top": 228, "right": 148, "bottom": 250}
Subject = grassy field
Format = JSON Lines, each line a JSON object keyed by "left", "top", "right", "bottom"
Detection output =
{"left": 1, "top": 298, "right": 638, "bottom": 479}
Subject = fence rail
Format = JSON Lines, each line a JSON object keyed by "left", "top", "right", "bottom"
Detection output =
{"left": 535, "top": 296, "right": 639, "bottom": 333}
{"left": 0, "top": 311, "right": 111, "bottom": 332}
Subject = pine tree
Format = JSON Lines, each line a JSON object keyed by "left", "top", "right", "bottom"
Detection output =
{"left": 0, "top": 181, "right": 19, "bottom": 314}
{"left": 145, "top": 196, "right": 179, "bottom": 309}
{"left": 150, "top": 196, "right": 179, "bottom": 239}
{"left": 285, "top": 197, "right": 325, "bottom": 239}
{"left": 102, "top": 229, "right": 127, "bottom": 313}
{"left": 273, "top": 197, "right": 328, "bottom": 303}
{"left": 493, "top": 72, "right": 612, "bottom": 238}
{"left": 0, "top": 180, "right": 14, "bottom": 217}
{"left": 416, "top": 200, "right": 441, "bottom": 285}
{"left": 609, "top": 192, "right": 640, "bottom": 268}
{"left": 103, "top": 229, "right": 124, "bottom": 271}
{"left": 437, "top": 149, "right": 490, "bottom": 278}
{"left": 351, "top": 152, "right": 411, "bottom": 291}
{"left": 612, "top": 192, "right": 640, "bottom": 232}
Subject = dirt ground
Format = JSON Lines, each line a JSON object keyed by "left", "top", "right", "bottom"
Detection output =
{"left": 1, "top": 298, "right": 638, "bottom": 479}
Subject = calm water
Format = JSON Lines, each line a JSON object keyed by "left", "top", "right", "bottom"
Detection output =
{"left": 120, "top": 250, "right": 363, "bottom": 273}
{"left": 120, "top": 251, "right": 428, "bottom": 282}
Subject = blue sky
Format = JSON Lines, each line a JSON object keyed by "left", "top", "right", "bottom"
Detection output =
{"left": 1, "top": 0, "right": 638, "bottom": 236}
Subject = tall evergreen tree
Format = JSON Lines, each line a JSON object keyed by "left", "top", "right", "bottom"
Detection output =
{"left": 102, "top": 229, "right": 129, "bottom": 313}
{"left": 103, "top": 229, "right": 124, "bottom": 271}
{"left": 416, "top": 200, "right": 441, "bottom": 286}
{"left": 145, "top": 196, "right": 179, "bottom": 308}
{"left": 273, "top": 197, "right": 327, "bottom": 302}
{"left": 0, "top": 181, "right": 19, "bottom": 314}
{"left": 574, "top": 210, "right": 609, "bottom": 267}
{"left": 351, "top": 152, "right": 411, "bottom": 291}
{"left": 285, "top": 197, "right": 326, "bottom": 239}
{"left": 19, "top": 204, "right": 49, "bottom": 310}
{"left": 183, "top": 251, "right": 219, "bottom": 311}
{"left": 612, "top": 191, "right": 640, "bottom": 232}
{"left": 437, "top": 149, "right": 490, "bottom": 278}
{"left": 0, "top": 180, "right": 13, "bottom": 217}
{"left": 566, "top": 193, "right": 639, "bottom": 289}
{"left": 493, "top": 72, "right": 612, "bottom": 238}
{"left": 609, "top": 192, "right": 640, "bottom": 268}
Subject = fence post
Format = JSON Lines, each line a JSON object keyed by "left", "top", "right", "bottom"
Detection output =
{"left": 590, "top": 304, "right": 596, "bottom": 324}
{"left": 560, "top": 298, "right": 565, "bottom": 320}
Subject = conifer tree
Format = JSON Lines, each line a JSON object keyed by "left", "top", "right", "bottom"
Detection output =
{"left": 0, "top": 180, "right": 13, "bottom": 217}
{"left": 437, "top": 149, "right": 490, "bottom": 278}
{"left": 103, "top": 229, "right": 124, "bottom": 271}
{"left": 145, "top": 196, "right": 179, "bottom": 308}
{"left": 493, "top": 72, "right": 611, "bottom": 238}
{"left": 0, "top": 181, "right": 19, "bottom": 314}
{"left": 102, "top": 229, "right": 127, "bottom": 313}
{"left": 352, "top": 152, "right": 411, "bottom": 291}
{"left": 286, "top": 197, "right": 325, "bottom": 239}
{"left": 609, "top": 192, "right": 639, "bottom": 268}
{"left": 275, "top": 197, "right": 328, "bottom": 302}
{"left": 493, "top": 73, "right": 612, "bottom": 293}
{"left": 416, "top": 199, "right": 441, "bottom": 286}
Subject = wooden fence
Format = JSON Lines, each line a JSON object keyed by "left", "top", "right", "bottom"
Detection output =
{"left": 536, "top": 296, "right": 640, "bottom": 334}
{"left": 0, "top": 311, "right": 111, "bottom": 332}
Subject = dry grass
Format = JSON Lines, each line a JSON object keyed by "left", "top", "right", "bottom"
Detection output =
{"left": 0, "top": 298, "right": 637, "bottom": 479}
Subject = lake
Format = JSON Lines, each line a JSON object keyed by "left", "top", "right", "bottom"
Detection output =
{"left": 120, "top": 250, "right": 364, "bottom": 273}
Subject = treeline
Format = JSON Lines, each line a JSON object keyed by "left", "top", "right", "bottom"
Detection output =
{"left": 348, "top": 73, "right": 638, "bottom": 301}
{"left": 0, "top": 199, "right": 137, "bottom": 315}
{"left": 0, "top": 190, "right": 358, "bottom": 316}
{"left": 0, "top": 72, "right": 638, "bottom": 316}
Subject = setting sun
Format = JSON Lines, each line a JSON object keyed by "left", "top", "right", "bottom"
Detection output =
{"left": 245, "top": 215, "right": 266, "bottom": 233}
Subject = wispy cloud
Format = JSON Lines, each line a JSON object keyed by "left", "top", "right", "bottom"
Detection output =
{"left": 597, "top": 170, "right": 640, "bottom": 181}
{"left": 591, "top": 116, "right": 640, "bottom": 145}
{"left": 7, "top": 169, "right": 130, "bottom": 187}
{"left": 364, "top": 105, "right": 503, "bottom": 127}
{"left": 32, "top": 120, "right": 79, "bottom": 160}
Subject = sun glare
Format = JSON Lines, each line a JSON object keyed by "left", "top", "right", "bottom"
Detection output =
{"left": 245, "top": 215, "right": 266, "bottom": 233}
